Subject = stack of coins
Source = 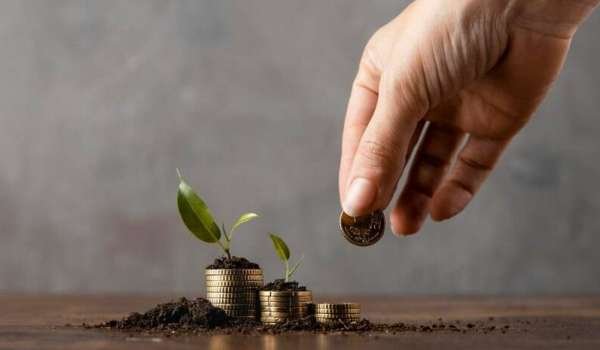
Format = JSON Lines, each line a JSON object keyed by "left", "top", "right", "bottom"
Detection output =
{"left": 259, "top": 291, "right": 313, "bottom": 325}
{"left": 315, "top": 303, "right": 361, "bottom": 325}
{"left": 205, "top": 269, "right": 263, "bottom": 319}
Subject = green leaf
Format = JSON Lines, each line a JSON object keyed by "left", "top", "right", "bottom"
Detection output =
{"left": 269, "top": 233, "right": 290, "bottom": 262}
{"left": 177, "top": 174, "right": 221, "bottom": 243}
{"left": 231, "top": 213, "right": 259, "bottom": 233}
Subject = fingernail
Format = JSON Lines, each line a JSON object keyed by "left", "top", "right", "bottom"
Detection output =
{"left": 343, "top": 178, "right": 377, "bottom": 217}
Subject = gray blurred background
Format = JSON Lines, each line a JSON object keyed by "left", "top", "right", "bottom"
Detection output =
{"left": 0, "top": 0, "right": 599, "bottom": 295}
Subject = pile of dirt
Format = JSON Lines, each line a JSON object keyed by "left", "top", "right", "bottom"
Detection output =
{"left": 98, "top": 298, "right": 228, "bottom": 330}
{"left": 261, "top": 279, "right": 307, "bottom": 291}
{"left": 206, "top": 256, "right": 260, "bottom": 269}
{"left": 90, "top": 298, "right": 511, "bottom": 336}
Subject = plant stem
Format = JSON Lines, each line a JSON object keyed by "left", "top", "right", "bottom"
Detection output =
{"left": 284, "top": 260, "right": 290, "bottom": 282}
{"left": 220, "top": 223, "right": 232, "bottom": 259}
{"left": 216, "top": 240, "right": 231, "bottom": 259}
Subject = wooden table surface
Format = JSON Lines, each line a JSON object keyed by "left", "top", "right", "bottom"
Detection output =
{"left": 1, "top": 295, "right": 599, "bottom": 349}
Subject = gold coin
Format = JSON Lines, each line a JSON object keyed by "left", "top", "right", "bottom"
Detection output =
{"left": 206, "top": 293, "right": 258, "bottom": 301}
{"left": 260, "top": 302, "right": 312, "bottom": 308}
{"left": 315, "top": 313, "right": 361, "bottom": 318}
{"left": 260, "top": 316, "right": 291, "bottom": 323}
{"left": 207, "top": 298, "right": 256, "bottom": 304}
{"left": 315, "top": 311, "right": 361, "bottom": 316}
{"left": 205, "top": 269, "right": 263, "bottom": 275}
{"left": 340, "top": 210, "right": 385, "bottom": 247}
{"left": 206, "top": 295, "right": 256, "bottom": 302}
{"left": 206, "top": 295, "right": 256, "bottom": 300}
{"left": 259, "top": 294, "right": 313, "bottom": 299}
{"left": 205, "top": 279, "right": 262, "bottom": 284}
{"left": 261, "top": 303, "right": 312, "bottom": 308}
{"left": 315, "top": 308, "right": 360, "bottom": 314}
{"left": 260, "top": 298, "right": 312, "bottom": 303}
{"left": 207, "top": 300, "right": 257, "bottom": 304}
{"left": 260, "top": 304, "right": 308, "bottom": 311}
{"left": 205, "top": 281, "right": 263, "bottom": 287}
{"left": 316, "top": 310, "right": 361, "bottom": 316}
{"left": 259, "top": 291, "right": 312, "bottom": 296}
{"left": 316, "top": 303, "right": 360, "bottom": 310}
{"left": 316, "top": 316, "right": 360, "bottom": 322}
{"left": 261, "top": 303, "right": 311, "bottom": 309}
{"left": 205, "top": 279, "right": 263, "bottom": 285}
{"left": 206, "top": 291, "right": 257, "bottom": 296}
{"left": 206, "top": 286, "right": 259, "bottom": 292}
{"left": 207, "top": 298, "right": 256, "bottom": 303}
{"left": 205, "top": 276, "right": 264, "bottom": 282}
{"left": 205, "top": 273, "right": 263, "bottom": 278}
{"left": 260, "top": 310, "right": 308, "bottom": 316}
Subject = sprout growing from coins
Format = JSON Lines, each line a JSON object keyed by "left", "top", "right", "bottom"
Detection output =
{"left": 268, "top": 233, "right": 304, "bottom": 282}
{"left": 177, "top": 169, "right": 259, "bottom": 259}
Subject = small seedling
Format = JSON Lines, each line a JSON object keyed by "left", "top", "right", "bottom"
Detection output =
{"left": 269, "top": 233, "right": 304, "bottom": 282}
{"left": 176, "top": 169, "right": 258, "bottom": 259}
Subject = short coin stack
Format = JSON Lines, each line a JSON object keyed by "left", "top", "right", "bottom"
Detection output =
{"left": 205, "top": 269, "right": 263, "bottom": 319}
{"left": 315, "top": 303, "right": 361, "bottom": 325}
{"left": 259, "top": 291, "right": 313, "bottom": 325}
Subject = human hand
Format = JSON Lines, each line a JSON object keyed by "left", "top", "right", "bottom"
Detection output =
{"left": 339, "top": 0, "right": 599, "bottom": 235}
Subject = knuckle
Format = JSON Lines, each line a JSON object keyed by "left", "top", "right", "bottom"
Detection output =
{"left": 380, "top": 71, "right": 429, "bottom": 119}
{"left": 459, "top": 155, "right": 493, "bottom": 172}
{"left": 449, "top": 178, "right": 475, "bottom": 196}
{"left": 358, "top": 139, "right": 400, "bottom": 172}
{"left": 360, "top": 44, "right": 383, "bottom": 77}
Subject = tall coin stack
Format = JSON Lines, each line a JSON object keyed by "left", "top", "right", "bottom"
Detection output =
{"left": 205, "top": 269, "right": 264, "bottom": 319}
{"left": 315, "top": 303, "right": 361, "bottom": 325}
{"left": 259, "top": 290, "right": 313, "bottom": 325}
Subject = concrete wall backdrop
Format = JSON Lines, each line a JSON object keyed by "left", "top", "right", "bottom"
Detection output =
{"left": 0, "top": 0, "right": 599, "bottom": 295}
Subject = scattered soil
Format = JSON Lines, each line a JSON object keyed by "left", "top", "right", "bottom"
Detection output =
{"left": 206, "top": 256, "right": 260, "bottom": 269}
{"left": 88, "top": 298, "right": 512, "bottom": 336}
{"left": 261, "top": 279, "right": 307, "bottom": 291}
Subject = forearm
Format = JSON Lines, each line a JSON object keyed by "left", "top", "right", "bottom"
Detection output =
{"left": 509, "top": 0, "right": 600, "bottom": 38}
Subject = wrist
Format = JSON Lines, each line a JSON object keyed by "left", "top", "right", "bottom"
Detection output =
{"left": 509, "top": 0, "right": 599, "bottom": 38}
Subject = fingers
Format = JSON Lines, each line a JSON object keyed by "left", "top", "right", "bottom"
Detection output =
{"left": 430, "top": 136, "right": 509, "bottom": 221}
{"left": 339, "top": 53, "right": 381, "bottom": 204}
{"left": 391, "top": 122, "right": 465, "bottom": 235}
{"left": 342, "top": 74, "right": 427, "bottom": 216}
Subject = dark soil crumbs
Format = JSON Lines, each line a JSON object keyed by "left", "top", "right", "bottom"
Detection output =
{"left": 261, "top": 279, "right": 307, "bottom": 291}
{"left": 88, "top": 297, "right": 513, "bottom": 336}
{"left": 206, "top": 256, "right": 260, "bottom": 269}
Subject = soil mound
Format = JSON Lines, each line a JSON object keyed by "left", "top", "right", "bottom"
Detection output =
{"left": 206, "top": 256, "right": 260, "bottom": 269}
{"left": 261, "top": 279, "right": 307, "bottom": 291}
{"left": 101, "top": 298, "right": 227, "bottom": 330}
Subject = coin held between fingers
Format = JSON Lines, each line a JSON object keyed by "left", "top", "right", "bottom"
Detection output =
{"left": 340, "top": 210, "right": 385, "bottom": 247}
